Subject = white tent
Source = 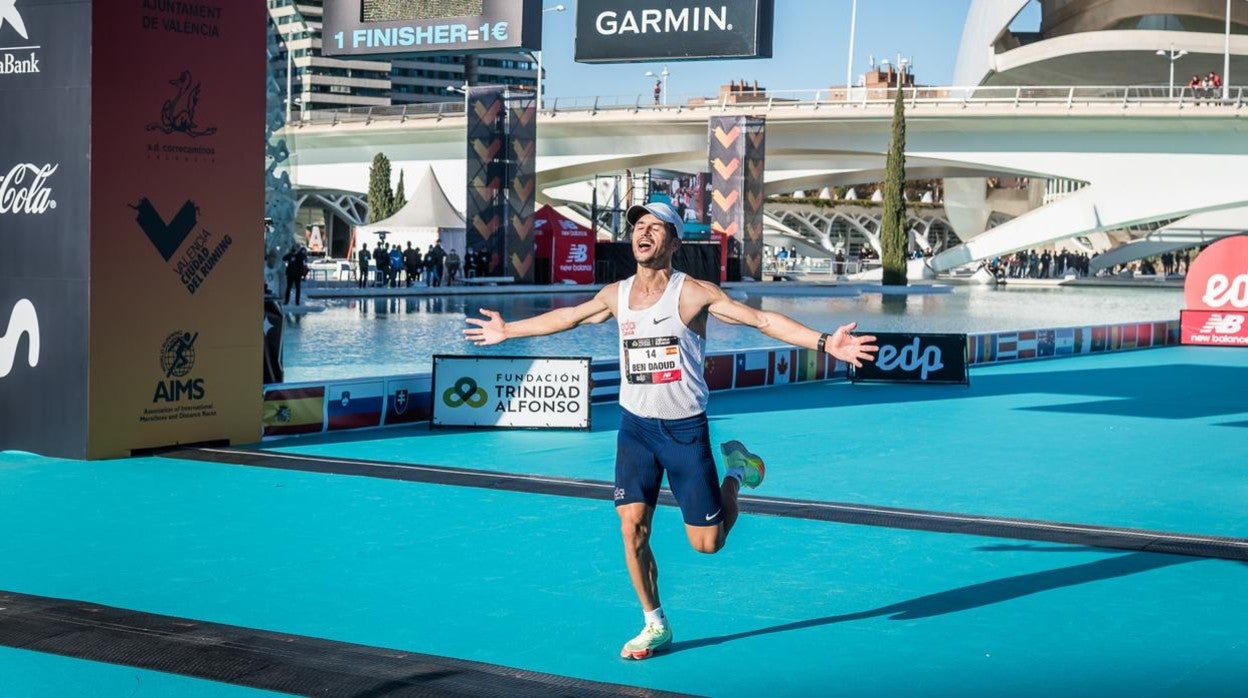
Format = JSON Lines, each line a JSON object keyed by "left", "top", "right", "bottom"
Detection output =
{"left": 354, "top": 165, "right": 467, "bottom": 261}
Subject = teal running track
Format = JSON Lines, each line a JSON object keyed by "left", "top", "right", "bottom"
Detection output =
{"left": 1, "top": 346, "right": 1245, "bottom": 696}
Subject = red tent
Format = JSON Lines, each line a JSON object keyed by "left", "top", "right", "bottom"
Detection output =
{"left": 534, "top": 205, "right": 596, "bottom": 285}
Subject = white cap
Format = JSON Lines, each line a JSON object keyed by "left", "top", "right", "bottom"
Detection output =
{"left": 626, "top": 202, "right": 684, "bottom": 238}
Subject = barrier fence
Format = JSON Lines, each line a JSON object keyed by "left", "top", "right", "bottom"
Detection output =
{"left": 260, "top": 318, "right": 1181, "bottom": 438}
{"left": 287, "top": 85, "right": 1247, "bottom": 127}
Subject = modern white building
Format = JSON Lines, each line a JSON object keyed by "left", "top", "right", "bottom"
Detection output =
{"left": 277, "top": 0, "right": 1248, "bottom": 272}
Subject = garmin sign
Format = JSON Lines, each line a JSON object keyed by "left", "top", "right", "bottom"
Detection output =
{"left": 575, "top": 0, "right": 773, "bottom": 63}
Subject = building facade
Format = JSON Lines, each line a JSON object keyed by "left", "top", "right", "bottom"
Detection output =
{"left": 267, "top": 0, "right": 538, "bottom": 115}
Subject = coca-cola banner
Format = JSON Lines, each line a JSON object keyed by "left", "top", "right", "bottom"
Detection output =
{"left": 0, "top": 0, "right": 91, "bottom": 455}
{"left": 0, "top": 1, "right": 264, "bottom": 459}
{"left": 849, "top": 332, "right": 969, "bottom": 385}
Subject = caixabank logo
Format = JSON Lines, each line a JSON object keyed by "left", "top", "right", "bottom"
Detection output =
{"left": 153, "top": 330, "right": 204, "bottom": 402}
{"left": 130, "top": 197, "right": 234, "bottom": 294}
{"left": 0, "top": 0, "right": 41, "bottom": 76}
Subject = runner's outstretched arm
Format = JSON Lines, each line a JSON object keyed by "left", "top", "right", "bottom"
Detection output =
{"left": 700, "top": 282, "right": 878, "bottom": 366}
{"left": 464, "top": 286, "right": 615, "bottom": 346}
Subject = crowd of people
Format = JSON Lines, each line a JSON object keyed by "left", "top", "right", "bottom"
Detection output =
{"left": 1186, "top": 71, "right": 1223, "bottom": 104}
{"left": 982, "top": 247, "right": 1195, "bottom": 280}
{"left": 353, "top": 241, "right": 458, "bottom": 289}
{"left": 984, "top": 249, "right": 1093, "bottom": 279}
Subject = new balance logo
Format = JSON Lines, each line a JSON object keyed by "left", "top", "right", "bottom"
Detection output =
{"left": 1198, "top": 313, "right": 1244, "bottom": 334}
{"left": 0, "top": 298, "right": 39, "bottom": 378}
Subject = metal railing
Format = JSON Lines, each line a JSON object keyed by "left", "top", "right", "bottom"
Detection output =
{"left": 286, "top": 85, "right": 1246, "bottom": 129}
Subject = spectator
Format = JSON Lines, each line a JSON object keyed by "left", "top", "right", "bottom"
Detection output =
{"left": 403, "top": 241, "right": 422, "bottom": 287}
{"left": 653, "top": 80, "right": 661, "bottom": 106}
{"left": 281, "top": 245, "right": 308, "bottom": 305}
{"left": 373, "top": 242, "right": 389, "bottom": 288}
{"left": 356, "top": 243, "right": 370, "bottom": 289}
{"left": 446, "top": 248, "right": 461, "bottom": 285}
{"left": 389, "top": 244, "right": 403, "bottom": 287}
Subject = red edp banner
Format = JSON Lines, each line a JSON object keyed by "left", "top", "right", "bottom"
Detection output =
{"left": 1182, "top": 235, "right": 1248, "bottom": 348}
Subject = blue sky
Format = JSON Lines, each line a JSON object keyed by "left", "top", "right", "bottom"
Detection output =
{"left": 539, "top": 0, "right": 1041, "bottom": 100}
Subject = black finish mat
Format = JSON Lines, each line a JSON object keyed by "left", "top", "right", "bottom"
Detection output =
{"left": 174, "top": 447, "right": 1248, "bottom": 562}
{"left": 0, "top": 590, "right": 694, "bottom": 697}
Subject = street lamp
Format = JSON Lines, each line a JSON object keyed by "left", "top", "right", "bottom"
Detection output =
{"left": 447, "top": 83, "right": 468, "bottom": 117}
{"left": 1156, "top": 45, "right": 1188, "bottom": 99}
{"left": 845, "top": 0, "right": 857, "bottom": 101}
{"left": 645, "top": 66, "right": 670, "bottom": 106}
{"left": 535, "top": 4, "right": 565, "bottom": 111}
{"left": 1225, "top": 0, "right": 1232, "bottom": 101}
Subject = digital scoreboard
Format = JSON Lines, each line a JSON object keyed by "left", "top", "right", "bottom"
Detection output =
{"left": 323, "top": 0, "right": 541, "bottom": 56}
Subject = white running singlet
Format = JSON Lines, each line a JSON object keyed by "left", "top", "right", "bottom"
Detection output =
{"left": 616, "top": 272, "right": 708, "bottom": 419}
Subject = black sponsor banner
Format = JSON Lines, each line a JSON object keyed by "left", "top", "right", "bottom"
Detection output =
{"left": 506, "top": 93, "right": 537, "bottom": 283}
{"left": 708, "top": 115, "right": 764, "bottom": 281}
{"left": 323, "top": 0, "right": 541, "bottom": 57}
{"left": 849, "top": 332, "right": 970, "bottom": 385}
{"left": 465, "top": 85, "right": 507, "bottom": 277}
{"left": 0, "top": 0, "right": 92, "bottom": 456}
{"left": 465, "top": 86, "right": 537, "bottom": 282}
{"left": 575, "top": 0, "right": 774, "bottom": 63}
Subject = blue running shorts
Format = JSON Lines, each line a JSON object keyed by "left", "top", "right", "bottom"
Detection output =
{"left": 615, "top": 409, "right": 723, "bottom": 526}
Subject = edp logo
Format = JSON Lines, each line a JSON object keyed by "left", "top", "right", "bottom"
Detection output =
{"left": 877, "top": 337, "right": 944, "bottom": 381}
{"left": 1201, "top": 272, "right": 1248, "bottom": 309}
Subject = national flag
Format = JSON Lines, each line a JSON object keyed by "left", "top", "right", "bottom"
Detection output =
{"left": 1017, "top": 330, "right": 1038, "bottom": 359}
{"left": 1073, "top": 327, "right": 1088, "bottom": 354}
{"left": 385, "top": 377, "right": 433, "bottom": 425}
{"left": 995, "top": 332, "right": 1018, "bottom": 361}
{"left": 797, "top": 348, "right": 828, "bottom": 381}
{"left": 1119, "top": 324, "right": 1138, "bottom": 350}
{"left": 769, "top": 350, "right": 795, "bottom": 385}
{"left": 590, "top": 361, "right": 621, "bottom": 403}
{"left": 262, "top": 386, "right": 324, "bottom": 436}
{"left": 703, "top": 354, "right": 735, "bottom": 391}
{"left": 734, "top": 351, "right": 769, "bottom": 388}
{"left": 1054, "top": 328, "right": 1075, "bottom": 356}
{"left": 1035, "top": 330, "right": 1055, "bottom": 358}
{"left": 1091, "top": 326, "right": 1109, "bottom": 352}
{"left": 327, "top": 381, "right": 384, "bottom": 431}
{"left": 1161, "top": 320, "right": 1180, "bottom": 345}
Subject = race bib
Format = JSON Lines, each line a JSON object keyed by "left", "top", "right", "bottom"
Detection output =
{"left": 624, "top": 336, "right": 684, "bottom": 384}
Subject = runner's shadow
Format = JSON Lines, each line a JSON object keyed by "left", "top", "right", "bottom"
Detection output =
{"left": 670, "top": 551, "right": 1193, "bottom": 654}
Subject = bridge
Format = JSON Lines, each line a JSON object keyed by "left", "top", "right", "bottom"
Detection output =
{"left": 281, "top": 85, "right": 1248, "bottom": 271}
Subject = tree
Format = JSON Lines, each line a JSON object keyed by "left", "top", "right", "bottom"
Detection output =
{"left": 880, "top": 86, "right": 908, "bottom": 286}
{"left": 392, "top": 169, "right": 407, "bottom": 213}
{"left": 367, "top": 153, "right": 394, "bottom": 223}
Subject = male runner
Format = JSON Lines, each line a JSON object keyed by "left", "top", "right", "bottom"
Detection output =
{"left": 464, "top": 202, "right": 878, "bottom": 659}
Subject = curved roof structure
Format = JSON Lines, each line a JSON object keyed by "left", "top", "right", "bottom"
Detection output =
{"left": 955, "top": 0, "right": 1248, "bottom": 87}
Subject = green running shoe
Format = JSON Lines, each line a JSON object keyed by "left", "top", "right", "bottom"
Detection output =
{"left": 721, "top": 440, "right": 765, "bottom": 489}
{"left": 620, "top": 623, "right": 673, "bottom": 660}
